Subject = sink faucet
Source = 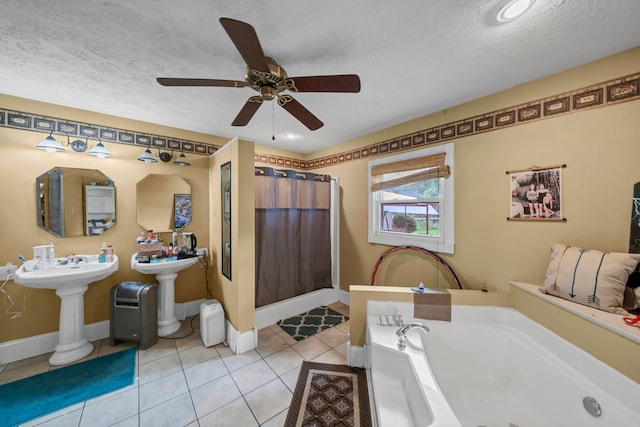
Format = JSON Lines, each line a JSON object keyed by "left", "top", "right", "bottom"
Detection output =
{"left": 396, "top": 322, "right": 430, "bottom": 350}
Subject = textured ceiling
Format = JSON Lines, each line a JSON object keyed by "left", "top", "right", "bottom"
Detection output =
{"left": 2, "top": 0, "right": 639, "bottom": 154}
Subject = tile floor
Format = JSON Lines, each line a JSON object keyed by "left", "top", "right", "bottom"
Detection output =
{"left": 0, "top": 302, "right": 350, "bottom": 427}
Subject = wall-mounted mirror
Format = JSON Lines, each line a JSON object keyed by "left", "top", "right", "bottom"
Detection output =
{"left": 36, "top": 167, "right": 116, "bottom": 238}
{"left": 221, "top": 162, "right": 231, "bottom": 279}
{"left": 136, "top": 174, "right": 191, "bottom": 233}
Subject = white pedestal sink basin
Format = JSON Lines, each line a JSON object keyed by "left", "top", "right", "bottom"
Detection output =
{"left": 131, "top": 254, "right": 199, "bottom": 337}
{"left": 14, "top": 255, "right": 119, "bottom": 365}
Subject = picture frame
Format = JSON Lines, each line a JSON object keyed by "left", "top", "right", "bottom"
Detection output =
{"left": 174, "top": 193, "right": 192, "bottom": 230}
{"left": 508, "top": 165, "right": 564, "bottom": 221}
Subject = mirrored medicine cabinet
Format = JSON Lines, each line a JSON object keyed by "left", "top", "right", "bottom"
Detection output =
{"left": 36, "top": 167, "right": 116, "bottom": 238}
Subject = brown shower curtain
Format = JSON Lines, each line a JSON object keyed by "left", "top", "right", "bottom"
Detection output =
{"left": 255, "top": 167, "right": 332, "bottom": 308}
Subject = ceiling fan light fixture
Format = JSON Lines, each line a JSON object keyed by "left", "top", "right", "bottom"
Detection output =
{"left": 496, "top": 0, "right": 535, "bottom": 22}
{"left": 36, "top": 132, "right": 65, "bottom": 153}
{"left": 137, "top": 148, "right": 157, "bottom": 163}
{"left": 174, "top": 152, "right": 191, "bottom": 166}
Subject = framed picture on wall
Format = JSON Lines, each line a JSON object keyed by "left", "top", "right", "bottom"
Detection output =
{"left": 508, "top": 165, "right": 564, "bottom": 221}
{"left": 174, "top": 193, "right": 192, "bottom": 229}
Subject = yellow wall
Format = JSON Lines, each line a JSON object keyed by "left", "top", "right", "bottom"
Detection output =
{"left": 313, "top": 47, "right": 640, "bottom": 294}
{"left": 208, "top": 138, "right": 256, "bottom": 333}
{"left": 0, "top": 97, "right": 220, "bottom": 343}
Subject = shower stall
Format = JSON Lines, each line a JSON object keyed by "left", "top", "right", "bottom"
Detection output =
{"left": 254, "top": 167, "right": 340, "bottom": 328}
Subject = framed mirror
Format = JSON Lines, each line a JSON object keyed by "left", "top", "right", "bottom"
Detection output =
{"left": 221, "top": 162, "right": 231, "bottom": 279}
{"left": 36, "top": 167, "right": 116, "bottom": 238}
{"left": 136, "top": 174, "right": 191, "bottom": 232}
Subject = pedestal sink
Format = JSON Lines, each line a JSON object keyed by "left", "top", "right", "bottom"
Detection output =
{"left": 14, "top": 256, "right": 119, "bottom": 365}
{"left": 131, "top": 254, "right": 199, "bottom": 337}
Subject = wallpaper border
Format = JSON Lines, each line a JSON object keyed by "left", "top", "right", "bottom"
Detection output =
{"left": 2, "top": 72, "right": 638, "bottom": 168}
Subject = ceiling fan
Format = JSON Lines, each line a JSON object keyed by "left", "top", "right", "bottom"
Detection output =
{"left": 157, "top": 17, "right": 361, "bottom": 131}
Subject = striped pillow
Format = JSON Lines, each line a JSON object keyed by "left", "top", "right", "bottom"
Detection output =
{"left": 541, "top": 243, "right": 640, "bottom": 314}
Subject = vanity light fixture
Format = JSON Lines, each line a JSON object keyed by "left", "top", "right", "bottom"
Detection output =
{"left": 174, "top": 151, "right": 191, "bottom": 167}
{"left": 496, "top": 0, "right": 535, "bottom": 22}
{"left": 36, "top": 132, "right": 112, "bottom": 158}
{"left": 36, "top": 131, "right": 66, "bottom": 153}
{"left": 137, "top": 145, "right": 158, "bottom": 163}
{"left": 89, "top": 139, "right": 112, "bottom": 158}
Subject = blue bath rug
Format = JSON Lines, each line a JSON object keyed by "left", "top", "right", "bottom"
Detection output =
{"left": 277, "top": 306, "right": 349, "bottom": 341}
{"left": 0, "top": 347, "right": 136, "bottom": 427}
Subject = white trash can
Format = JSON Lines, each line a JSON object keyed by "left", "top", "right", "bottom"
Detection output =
{"left": 200, "top": 299, "right": 225, "bottom": 347}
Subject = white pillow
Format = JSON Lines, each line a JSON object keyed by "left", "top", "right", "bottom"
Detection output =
{"left": 541, "top": 243, "right": 640, "bottom": 314}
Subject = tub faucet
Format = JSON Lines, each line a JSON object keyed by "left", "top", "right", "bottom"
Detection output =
{"left": 396, "top": 322, "right": 430, "bottom": 351}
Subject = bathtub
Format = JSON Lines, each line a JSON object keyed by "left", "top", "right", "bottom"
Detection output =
{"left": 366, "top": 301, "right": 639, "bottom": 427}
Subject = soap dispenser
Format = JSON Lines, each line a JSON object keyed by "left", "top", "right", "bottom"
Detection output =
{"left": 99, "top": 242, "right": 107, "bottom": 263}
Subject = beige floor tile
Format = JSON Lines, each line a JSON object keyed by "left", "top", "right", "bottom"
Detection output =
{"left": 96, "top": 340, "right": 136, "bottom": 357}
{"left": 190, "top": 374, "right": 241, "bottom": 419}
{"left": 139, "top": 392, "right": 197, "bottom": 427}
{"left": 5, "top": 352, "right": 50, "bottom": 371}
{"left": 311, "top": 348, "right": 347, "bottom": 365}
{"left": 261, "top": 408, "right": 289, "bottom": 427}
{"left": 138, "top": 353, "right": 182, "bottom": 385}
{"left": 109, "top": 415, "right": 138, "bottom": 427}
{"left": 258, "top": 326, "right": 276, "bottom": 340}
{"left": 139, "top": 370, "right": 189, "bottom": 412}
{"left": 328, "top": 301, "right": 350, "bottom": 316}
{"left": 274, "top": 329, "right": 299, "bottom": 346}
{"left": 184, "top": 357, "right": 229, "bottom": 390}
{"left": 279, "top": 365, "right": 302, "bottom": 393}
{"left": 314, "top": 325, "right": 348, "bottom": 348}
{"left": 138, "top": 338, "right": 177, "bottom": 365}
{"left": 175, "top": 331, "right": 206, "bottom": 352}
{"left": 334, "top": 340, "right": 348, "bottom": 357}
{"left": 197, "top": 396, "right": 259, "bottom": 427}
{"left": 335, "top": 319, "right": 351, "bottom": 333}
{"left": 255, "top": 332, "right": 288, "bottom": 357}
{"left": 219, "top": 349, "right": 261, "bottom": 372}
{"left": 0, "top": 361, "right": 50, "bottom": 385}
{"left": 291, "top": 335, "right": 331, "bottom": 360}
{"left": 230, "top": 359, "right": 277, "bottom": 394}
{"left": 20, "top": 407, "right": 83, "bottom": 427}
{"left": 80, "top": 387, "right": 138, "bottom": 427}
{"left": 264, "top": 347, "right": 304, "bottom": 376}
{"left": 244, "top": 378, "right": 292, "bottom": 424}
{"left": 178, "top": 344, "right": 219, "bottom": 368}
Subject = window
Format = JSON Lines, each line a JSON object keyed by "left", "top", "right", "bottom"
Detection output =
{"left": 368, "top": 143, "right": 454, "bottom": 253}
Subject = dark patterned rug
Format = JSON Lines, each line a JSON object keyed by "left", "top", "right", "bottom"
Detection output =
{"left": 277, "top": 306, "right": 349, "bottom": 341}
{"left": 284, "top": 361, "right": 372, "bottom": 427}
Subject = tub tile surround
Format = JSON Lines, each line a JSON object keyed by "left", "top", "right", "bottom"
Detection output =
{"left": 0, "top": 302, "right": 350, "bottom": 427}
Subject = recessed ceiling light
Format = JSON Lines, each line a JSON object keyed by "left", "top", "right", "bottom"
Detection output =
{"left": 283, "top": 132, "right": 300, "bottom": 140}
{"left": 496, "top": 0, "right": 535, "bottom": 23}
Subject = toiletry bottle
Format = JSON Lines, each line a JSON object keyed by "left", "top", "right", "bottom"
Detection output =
{"left": 99, "top": 242, "right": 107, "bottom": 263}
{"left": 172, "top": 231, "right": 178, "bottom": 248}
{"left": 47, "top": 239, "right": 56, "bottom": 267}
{"left": 136, "top": 232, "right": 145, "bottom": 244}
{"left": 106, "top": 244, "right": 114, "bottom": 262}
{"left": 147, "top": 230, "right": 154, "bottom": 242}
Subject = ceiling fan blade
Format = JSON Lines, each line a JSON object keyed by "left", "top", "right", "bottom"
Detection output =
{"left": 231, "top": 96, "right": 263, "bottom": 126}
{"left": 157, "top": 78, "right": 246, "bottom": 87}
{"left": 219, "top": 17, "right": 270, "bottom": 73}
{"left": 278, "top": 95, "right": 324, "bottom": 130}
{"left": 286, "top": 74, "right": 361, "bottom": 93}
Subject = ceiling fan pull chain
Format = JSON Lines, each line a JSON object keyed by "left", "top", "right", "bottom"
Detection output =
{"left": 272, "top": 100, "right": 275, "bottom": 141}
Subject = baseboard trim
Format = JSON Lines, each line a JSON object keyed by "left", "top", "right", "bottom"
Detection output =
{"left": 0, "top": 320, "right": 110, "bottom": 365}
{"left": 0, "top": 299, "right": 204, "bottom": 364}
{"left": 348, "top": 343, "right": 365, "bottom": 368}
{"left": 254, "top": 287, "right": 340, "bottom": 329}
{"left": 225, "top": 320, "right": 257, "bottom": 354}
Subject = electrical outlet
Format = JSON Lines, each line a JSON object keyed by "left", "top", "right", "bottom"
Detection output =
{"left": 196, "top": 248, "right": 208, "bottom": 257}
{"left": 0, "top": 263, "right": 17, "bottom": 280}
